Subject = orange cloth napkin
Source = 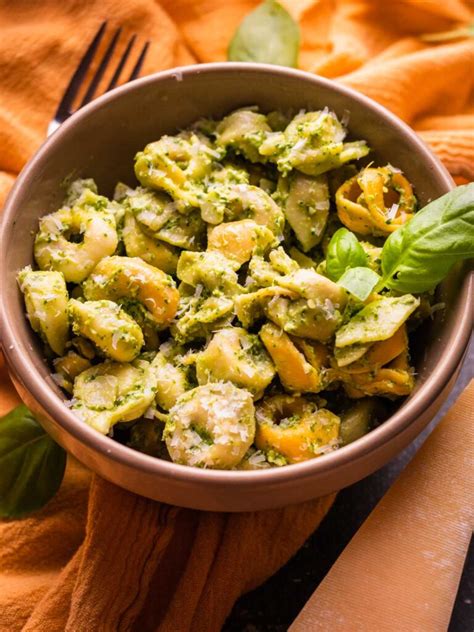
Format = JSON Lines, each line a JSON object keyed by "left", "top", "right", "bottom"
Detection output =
{"left": 0, "top": 1, "right": 472, "bottom": 630}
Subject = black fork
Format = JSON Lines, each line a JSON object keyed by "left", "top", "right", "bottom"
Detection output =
{"left": 48, "top": 21, "right": 150, "bottom": 135}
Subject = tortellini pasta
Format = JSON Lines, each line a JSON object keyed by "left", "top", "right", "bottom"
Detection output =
{"left": 122, "top": 212, "right": 179, "bottom": 274}
{"left": 83, "top": 256, "right": 179, "bottom": 328}
{"left": 335, "top": 295, "right": 419, "bottom": 348}
{"left": 72, "top": 356, "right": 162, "bottom": 434}
{"left": 165, "top": 382, "right": 256, "bottom": 468}
{"left": 34, "top": 185, "right": 118, "bottom": 283}
{"left": 255, "top": 395, "right": 340, "bottom": 463}
{"left": 18, "top": 268, "right": 69, "bottom": 355}
{"left": 258, "top": 110, "right": 369, "bottom": 175}
{"left": 207, "top": 219, "right": 277, "bottom": 265}
{"left": 336, "top": 165, "right": 416, "bottom": 236}
{"left": 135, "top": 131, "right": 222, "bottom": 211}
{"left": 216, "top": 109, "right": 272, "bottom": 163}
{"left": 277, "top": 173, "right": 330, "bottom": 251}
{"left": 21, "top": 106, "right": 428, "bottom": 470}
{"left": 195, "top": 327, "right": 275, "bottom": 398}
{"left": 69, "top": 299, "right": 144, "bottom": 362}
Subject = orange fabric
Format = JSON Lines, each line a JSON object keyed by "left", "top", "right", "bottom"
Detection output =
{"left": 0, "top": 1, "right": 472, "bottom": 630}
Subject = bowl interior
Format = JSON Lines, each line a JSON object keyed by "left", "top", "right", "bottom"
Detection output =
{"left": 0, "top": 64, "right": 470, "bottom": 485}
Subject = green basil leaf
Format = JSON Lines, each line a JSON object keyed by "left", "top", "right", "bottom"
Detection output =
{"left": 326, "top": 228, "right": 369, "bottom": 281}
{"left": 381, "top": 184, "right": 474, "bottom": 294}
{"left": 228, "top": 0, "right": 300, "bottom": 67}
{"left": 338, "top": 267, "right": 381, "bottom": 301}
{"left": 0, "top": 405, "right": 66, "bottom": 518}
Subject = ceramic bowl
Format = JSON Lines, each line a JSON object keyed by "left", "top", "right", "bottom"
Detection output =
{"left": 1, "top": 63, "right": 472, "bottom": 511}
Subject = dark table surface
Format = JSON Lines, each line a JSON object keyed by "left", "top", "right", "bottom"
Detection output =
{"left": 224, "top": 337, "right": 473, "bottom": 632}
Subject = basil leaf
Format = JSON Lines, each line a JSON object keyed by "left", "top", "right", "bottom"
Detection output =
{"left": 381, "top": 184, "right": 474, "bottom": 294}
{"left": 338, "top": 267, "right": 381, "bottom": 301}
{"left": 228, "top": 0, "right": 300, "bottom": 67}
{"left": 0, "top": 405, "right": 66, "bottom": 518}
{"left": 326, "top": 228, "right": 369, "bottom": 281}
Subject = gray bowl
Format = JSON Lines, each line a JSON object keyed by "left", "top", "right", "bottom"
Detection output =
{"left": 0, "top": 63, "right": 472, "bottom": 511}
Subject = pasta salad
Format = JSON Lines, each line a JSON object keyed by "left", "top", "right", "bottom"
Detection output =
{"left": 18, "top": 106, "right": 472, "bottom": 469}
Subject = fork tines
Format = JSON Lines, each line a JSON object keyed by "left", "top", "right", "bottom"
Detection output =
{"left": 53, "top": 21, "right": 150, "bottom": 125}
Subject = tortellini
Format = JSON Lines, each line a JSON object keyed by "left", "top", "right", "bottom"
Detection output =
{"left": 260, "top": 323, "right": 328, "bottom": 394}
{"left": 152, "top": 351, "right": 191, "bottom": 411}
{"left": 207, "top": 219, "right": 277, "bottom": 265}
{"left": 122, "top": 212, "right": 179, "bottom": 274}
{"left": 335, "top": 295, "right": 419, "bottom": 348}
{"left": 164, "top": 382, "right": 256, "bottom": 468}
{"left": 120, "top": 186, "right": 206, "bottom": 251}
{"left": 34, "top": 186, "right": 118, "bottom": 283}
{"left": 259, "top": 110, "right": 369, "bottom": 176}
{"left": 83, "top": 256, "right": 179, "bottom": 328}
{"left": 215, "top": 109, "right": 272, "bottom": 163}
{"left": 336, "top": 165, "right": 416, "bottom": 236}
{"left": 195, "top": 327, "right": 275, "bottom": 399}
{"left": 21, "top": 106, "right": 427, "bottom": 470}
{"left": 177, "top": 251, "right": 241, "bottom": 296}
{"left": 201, "top": 183, "right": 284, "bottom": 232}
{"left": 277, "top": 173, "right": 330, "bottom": 251}
{"left": 255, "top": 395, "right": 340, "bottom": 463}
{"left": 18, "top": 268, "right": 69, "bottom": 355}
{"left": 72, "top": 356, "right": 162, "bottom": 434}
{"left": 135, "top": 131, "right": 222, "bottom": 210}
{"left": 69, "top": 299, "right": 144, "bottom": 362}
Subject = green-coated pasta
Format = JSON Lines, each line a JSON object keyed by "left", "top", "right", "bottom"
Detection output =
{"left": 21, "top": 106, "right": 435, "bottom": 470}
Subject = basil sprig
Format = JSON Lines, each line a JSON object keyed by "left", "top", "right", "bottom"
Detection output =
{"left": 228, "top": 0, "right": 300, "bottom": 67}
{"left": 0, "top": 405, "right": 66, "bottom": 518}
{"left": 326, "top": 228, "right": 369, "bottom": 282}
{"left": 326, "top": 184, "right": 474, "bottom": 299}
{"left": 380, "top": 184, "right": 474, "bottom": 293}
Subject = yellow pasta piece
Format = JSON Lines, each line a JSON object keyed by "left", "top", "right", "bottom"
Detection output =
{"left": 260, "top": 322, "right": 321, "bottom": 393}
{"left": 215, "top": 109, "right": 271, "bottom": 162}
{"left": 134, "top": 132, "right": 221, "bottom": 210}
{"left": 338, "top": 325, "right": 408, "bottom": 374}
{"left": 278, "top": 173, "right": 330, "bottom": 251}
{"left": 342, "top": 351, "right": 414, "bottom": 399}
{"left": 279, "top": 268, "right": 348, "bottom": 308}
{"left": 152, "top": 352, "right": 191, "bottom": 411}
{"left": 53, "top": 351, "right": 91, "bottom": 382}
{"left": 69, "top": 299, "right": 144, "bottom": 363}
{"left": 339, "top": 399, "right": 378, "bottom": 446}
{"left": 165, "top": 382, "right": 256, "bottom": 469}
{"left": 255, "top": 395, "right": 340, "bottom": 463}
{"left": 265, "top": 295, "right": 343, "bottom": 343}
{"left": 122, "top": 212, "right": 179, "bottom": 274}
{"left": 18, "top": 268, "right": 69, "bottom": 355}
{"left": 207, "top": 219, "right": 276, "bottom": 266}
{"left": 83, "top": 256, "right": 179, "bottom": 328}
{"left": 34, "top": 188, "right": 118, "bottom": 283}
{"left": 336, "top": 165, "right": 416, "bottom": 236}
{"left": 235, "top": 286, "right": 297, "bottom": 328}
{"left": 72, "top": 356, "right": 162, "bottom": 434}
{"left": 171, "top": 294, "right": 234, "bottom": 344}
{"left": 195, "top": 327, "right": 275, "bottom": 399}
{"left": 177, "top": 250, "right": 240, "bottom": 295}
{"left": 335, "top": 295, "right": 419, "bottom": 348}
{"left": 202, "top": 184, "right": 284, "bottom": 234}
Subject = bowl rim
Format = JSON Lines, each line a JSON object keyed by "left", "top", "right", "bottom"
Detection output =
{"left": 1, "top": 61, "right": 471, "bottom": 486}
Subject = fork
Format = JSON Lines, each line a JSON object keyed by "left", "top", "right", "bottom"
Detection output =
{"left": 48, "top": 21, "right": 150, "bottom": 136}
